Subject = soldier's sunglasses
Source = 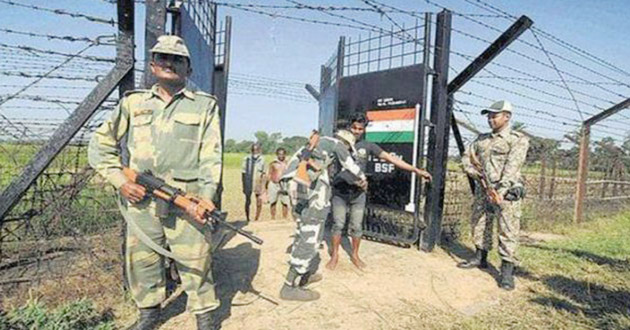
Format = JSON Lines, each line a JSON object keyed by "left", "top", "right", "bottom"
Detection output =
{"left": 152, "top": 53, "right": 189, "bottom": 66}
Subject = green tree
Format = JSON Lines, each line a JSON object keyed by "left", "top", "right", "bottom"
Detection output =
{"left": 224, "top": 138, "right": 237, "bottom": 153}
{"left": 279, "top": 135, "right": 309, "bottom": 154}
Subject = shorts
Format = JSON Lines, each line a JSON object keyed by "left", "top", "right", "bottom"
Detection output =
{"left": 268, "top": 181, "right": 290, "bottom": 206}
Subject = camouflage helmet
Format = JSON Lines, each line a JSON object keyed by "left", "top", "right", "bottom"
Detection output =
{"left": 150, "top": 35, "right": 190, "bottom": 58}
{"left": 335, "top": 129, "right": 356, "bottom": 147}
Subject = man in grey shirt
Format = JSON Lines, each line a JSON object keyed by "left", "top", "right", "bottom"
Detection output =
{"left": 326, "top": 113, "right": 431, "bottom": 270}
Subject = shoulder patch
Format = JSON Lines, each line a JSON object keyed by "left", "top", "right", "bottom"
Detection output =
{"left": 478, "top": 133, "right": 492, "bottom": 140}
{"left": 194, "top": 90, "right": 218, "bottom": 100}
{"left": 123, "top": 89, "right": 148, "bottom": 98}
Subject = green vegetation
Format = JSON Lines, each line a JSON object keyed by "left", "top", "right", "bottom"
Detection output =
{"left": 0, "top": 298, "right": 113, "bottom": 330}
{"left": 224, "top": 131, "right": 307, "bottom": 155}
{"left": 424, "top": 212, "right": 630, "bottom": 330}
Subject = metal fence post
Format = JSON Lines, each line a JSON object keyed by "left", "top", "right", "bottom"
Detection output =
{"left": 0, "top": 0, "right": 136, "bottom": 221}
{"left": 143, "top": 0, "right": 167, "bottom": 88}
{"left": 421, "top": 9, "right": 452, "bottom": 252}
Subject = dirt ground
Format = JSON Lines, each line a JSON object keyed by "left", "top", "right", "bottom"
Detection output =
{"left": 152, "top": 218, "right": 525, "bottom": 330}
{"left": 110, "top": 168, "right": 561, "bottom": 329}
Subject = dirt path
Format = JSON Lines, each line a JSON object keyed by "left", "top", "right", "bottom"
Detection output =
{"left": 156, "top": 219, "right": 519, "bottom": 330}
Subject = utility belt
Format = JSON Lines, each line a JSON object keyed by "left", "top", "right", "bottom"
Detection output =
{"left": 504, "top": 185, "right": 526, "bottom": 202}
{"left": 479, "top": 181, "right": 526, "bottom": 202}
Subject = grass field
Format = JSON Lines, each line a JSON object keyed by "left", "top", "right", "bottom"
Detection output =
{"left": 1, "top": 150, "right": 628, "bottom": 329}
{"left": 403, "top": 212, "right": 630, "bottom": 330}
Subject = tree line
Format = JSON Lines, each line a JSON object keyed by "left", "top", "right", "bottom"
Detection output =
{"left": 224, "top": 131, "right": 308, "bottom": 155}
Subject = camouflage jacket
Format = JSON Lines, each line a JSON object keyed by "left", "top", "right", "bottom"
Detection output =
{"left": 281, "top": 136, "right": 365, "bottom": 186}
{"left": 88, "top": 84, "right": 222, "bottom": 201}
{"left": 462, "top": 126, "right": 529, "bottom": 196}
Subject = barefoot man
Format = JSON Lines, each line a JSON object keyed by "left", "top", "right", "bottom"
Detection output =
{"left": 326, "top": 113, "right": 431, "bottom": 270}
{"left": 267, "top": 147, "right": 290, "bottom": 220}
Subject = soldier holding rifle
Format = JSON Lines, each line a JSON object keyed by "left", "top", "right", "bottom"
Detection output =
{"left": 458, "top": 100, "right": 529, "bottom": 291}
{"left": 89, "top": 36, "right": 222, "bottom": 329}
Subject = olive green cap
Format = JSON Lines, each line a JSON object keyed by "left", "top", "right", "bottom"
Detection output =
{"left": 150, "top": 35, "right": 190, "bottom": 58}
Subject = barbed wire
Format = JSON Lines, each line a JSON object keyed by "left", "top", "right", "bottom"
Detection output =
{"left": 212, "top": 2, "right": 389, "bottom": 12}
{"left": 0, "top": 0, "right": 116, "bottom": 25}
{"left": 460, "top": 0, "right": 630, "bottom": 78}
{"left": 0, "top": 28, "right": 114, "bottom": 45}
{"left": 0, "top": 43, "right": 115, "bottom": 63}
{"left": 529, "top": 29, "right": 585, "bottom": 121}
{"left": 448, "top": 9, "right": 630, "bottom": 94}
{"left": 0, "top": 71, "right": 100, "bottom": 82}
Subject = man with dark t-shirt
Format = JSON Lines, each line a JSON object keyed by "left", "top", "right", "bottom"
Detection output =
{"left": 326, "top": 113, "right": 432, "bottom": 270}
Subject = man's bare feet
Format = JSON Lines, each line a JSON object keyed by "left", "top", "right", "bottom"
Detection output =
{"left": 326, "top": 255, "right": 339, "bottom": 270}
{"left": 351, "top": 255, "right": 366, "bottom": 270}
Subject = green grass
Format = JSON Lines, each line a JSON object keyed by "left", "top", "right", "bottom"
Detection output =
{"left": 223, "top": 153, "right": 276, "bottom": 170}
{"left": 424, "top": 212, "right": 630, "bottom": 330}
{"left": 0, "top": 298, "right": 114, "bottom": 330}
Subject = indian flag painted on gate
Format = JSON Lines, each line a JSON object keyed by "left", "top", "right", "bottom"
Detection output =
{"left": 365, "top": 108, "right": 417, "bottom": 143}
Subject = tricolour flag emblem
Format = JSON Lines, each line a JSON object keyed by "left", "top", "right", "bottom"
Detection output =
{"left": 365, "top": 108, "right": 416, "bottom": 143}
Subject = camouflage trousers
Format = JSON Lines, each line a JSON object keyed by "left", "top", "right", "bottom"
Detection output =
{"left": 120, "top": 199, "right": 219, "bottom": 314}
{"left": 470, "top": 190, "right": 522, "bottom": 264}
{"left": 287, "top": 179, "right": 331, "bottom": 275}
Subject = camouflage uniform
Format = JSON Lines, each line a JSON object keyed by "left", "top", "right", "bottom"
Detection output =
{"left": 282, "top": 136, "right": 365, "bottom": 280}
{"left": 462, "top": 126, "right": 529, "bottom": 264}
{"left": 88, "top": 84, "right": 222, "bottom": 314}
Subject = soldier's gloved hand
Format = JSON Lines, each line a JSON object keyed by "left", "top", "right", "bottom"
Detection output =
{"left": 120, "top": 181, "right": 146, "bottom": 203}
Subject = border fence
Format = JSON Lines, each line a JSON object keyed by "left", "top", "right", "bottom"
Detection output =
{"left": 0, "top": 0, "right": 628, "bottom": 313}
{"left": 0, "top": 0, "right": 231, "bottom": 307}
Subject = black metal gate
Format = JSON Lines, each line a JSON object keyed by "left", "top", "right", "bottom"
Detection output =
{"left": 318, "top": 18, "right": 431, "bottom": 246}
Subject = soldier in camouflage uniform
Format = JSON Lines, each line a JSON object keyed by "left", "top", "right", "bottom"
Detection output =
{"left": 279, "top": 130, "right": 366, "bottom": 301}
{"left": 88, "top": 36, "right": 221, "bottom": 329}
{"left": 458, "top": 100, "right": 529, "bottom": 291}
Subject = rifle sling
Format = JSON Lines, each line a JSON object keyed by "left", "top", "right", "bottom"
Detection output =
{"left": 121, "top": 203, "right": 206, "bottom": 262}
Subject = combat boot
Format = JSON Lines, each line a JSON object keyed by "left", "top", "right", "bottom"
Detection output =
{"left": 298, "top": 271, "right": 323, "bottom": 287}
{"left": 457, "top": 248, "right": 488, "bottom": 269}
{"left": 195, "top": 311, "right": 217, "bottom": 330}
{"left": 131, "top": 305, "right": 160, "bottom": 330}
{"left": 500, "top": 261, "right": 515, "bottom": 290}
{"left": 280, "top": 283, "right": 320, "bottom": 301}
{"left": 280, "top": 267, "right": 320, "bottom": 301}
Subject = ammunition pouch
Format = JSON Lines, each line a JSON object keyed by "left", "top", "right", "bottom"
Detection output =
{"left": 504, "top": 185, "right": 526, "bottom": 202}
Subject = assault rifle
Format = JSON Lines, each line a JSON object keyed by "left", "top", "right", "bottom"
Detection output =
{"left": 469, "top": 152, "right": 502, "bottom": 204}
{"left": 294, "top": 130, "right": 321, "bottom": 186}
{"left": 123, "top": 168, "right": 264, "bottom": 245}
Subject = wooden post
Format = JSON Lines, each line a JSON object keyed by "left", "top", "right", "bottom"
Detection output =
{"left": 538, "top": 154, "right": 546, "bottom": 200}
{"left": 602, "top": 161, "right": 611, "bottom": 198}
{"left": 574, "top": 125, "right": 590, "bottom": 223}
{"left": 549, "top": 155, "right": 557, "bottom": 200}
{"left": 610, "top": 158, "right": 623, "bottom": 196}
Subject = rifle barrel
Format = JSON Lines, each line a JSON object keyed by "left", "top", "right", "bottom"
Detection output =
{"left": 212, "top": 217, "right": 264, "bottom": 245}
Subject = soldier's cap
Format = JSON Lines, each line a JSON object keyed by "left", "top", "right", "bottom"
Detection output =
{"left": 150, "top": 35, "right": 190, "bottom": 59}
{"left": 335, "top": 129, "right": 356, "bottom": 147}
{"left": 481, "top": 100, "right": 513, "bottom": 115}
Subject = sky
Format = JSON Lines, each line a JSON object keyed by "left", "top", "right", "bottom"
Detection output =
{"left": 1, "top": 0, "right": 629, "bottom": 147}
